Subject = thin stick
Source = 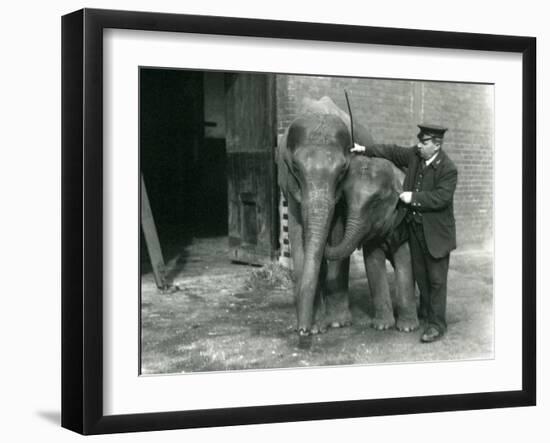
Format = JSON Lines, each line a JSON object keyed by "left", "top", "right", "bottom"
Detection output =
{"left": 344, "top": 89, "right": 354, "bottom": 147}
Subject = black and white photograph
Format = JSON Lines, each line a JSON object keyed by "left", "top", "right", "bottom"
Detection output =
{"left": 58, "top": 8, "right": 535, "bottom": 435}
{"left": 2, "top": 0, "right": 547, "bottom": 441}
{"left": 139, "top": 69, "right": 494, "bottom": 374}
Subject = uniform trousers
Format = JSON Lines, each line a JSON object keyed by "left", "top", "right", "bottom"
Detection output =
{"left": 408, "top": 220, "right": 450, "bottom": 333}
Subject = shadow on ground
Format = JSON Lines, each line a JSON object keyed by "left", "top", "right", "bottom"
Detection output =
{"left": 141, "top": 238, "right": 493, "bottom": 374}
{"left": 36, "top": 410, "right": 60, "bottom": 426}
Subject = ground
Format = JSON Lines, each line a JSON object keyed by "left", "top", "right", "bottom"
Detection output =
{"left": 141, "top": 237, "right": 493, "bottom": 374}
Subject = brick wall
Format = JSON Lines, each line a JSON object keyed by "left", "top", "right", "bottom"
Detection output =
{"left": 276, "top": 74, "right": 494, "bottom": 249}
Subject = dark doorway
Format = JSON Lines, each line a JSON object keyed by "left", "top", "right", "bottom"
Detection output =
{"left": 140, "top": 68, "right": 228, "bottom": 275}
{"left": 140, "top": 69, "right": 278, "bottom": 280}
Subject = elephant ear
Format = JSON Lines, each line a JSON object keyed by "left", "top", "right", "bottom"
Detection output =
{"left": 277, "top": 130, "right": 302, "bottom": 203}
{"left": 334, "top": 155, "right": 351, "bottom": 202}
{"left": 391, "top": 164, "right": 405, "bottom": 193}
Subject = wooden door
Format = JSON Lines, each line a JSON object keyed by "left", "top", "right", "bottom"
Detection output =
{"left": 225, "top": 73, "right": 278, "bottom": 265}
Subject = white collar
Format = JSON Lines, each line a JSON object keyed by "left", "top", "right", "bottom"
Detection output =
{"left": 425, "top": 151, "right": 440, "bottom": 166}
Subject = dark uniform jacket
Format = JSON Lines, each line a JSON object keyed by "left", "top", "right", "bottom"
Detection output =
{"left": 363, "top": 144, "right": 458, "bottom": 258}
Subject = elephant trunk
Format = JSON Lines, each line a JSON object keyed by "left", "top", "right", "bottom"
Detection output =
{"left": 325, "top": 213, "right": 368, "bottom": 261}
{"left": 296, "top": 196, "right": 335, "bottom": 334}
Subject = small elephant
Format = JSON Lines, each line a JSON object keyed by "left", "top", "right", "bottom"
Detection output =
{"left": 278, "top": 98, "right": 353, "bottom": 347}
{"left": 325, "top": 154, "right": 419, "bottom": 332}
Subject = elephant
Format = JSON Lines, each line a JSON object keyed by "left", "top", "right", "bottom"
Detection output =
{"left": 324, "top": 154, "right": 419, "bottom": 332}
{"left": 277, "top": 99, "right": 353, "bottom": 347}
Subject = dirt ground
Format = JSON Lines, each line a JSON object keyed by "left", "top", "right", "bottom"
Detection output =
{"left": 141, "top": 237, "right": 493, "bottom": 374}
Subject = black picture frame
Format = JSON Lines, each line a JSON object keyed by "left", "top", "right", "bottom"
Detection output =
{"left": 61, "top": 8, "right": 536, "bottom": 435}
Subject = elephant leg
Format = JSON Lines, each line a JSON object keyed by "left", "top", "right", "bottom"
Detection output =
{"left": 364, "top": 246, "right": 395, "bottom": 330}
{"left": 287, "top": 196, "right": 304, "bottom": 284}
{"left": 321, "top": 203, "right": 352, "bottom": 329}
{"left": 287, "top": 196, "right": 306, "bottom": 331}
{"left": 311, "top": 260, "right": 328, "bottom": 334}
{"left": 391, "top": 242, "right": 419, "bottom": 332}
{"left": 323, "top": 257, "right": 351, "bottom": 329}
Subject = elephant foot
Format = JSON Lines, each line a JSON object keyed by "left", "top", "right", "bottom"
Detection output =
{"left": 292, "top": 325, "right": 327, "bottom": 337}
{"left": 313, "top": 312, "right": 352, "bottom": 332}
{"left": 309, "top": 318, "right": 349, "bottom": 334}
{"left": 396, "top": 304, "right": 420, "bottom": 332}
{"left": 323, "top": 292, "right": 352, "bottom": 330}
{"left": 311, "top": 324, "right": 328, "bottom": 335}
{"left": 395, "top": 317, "right": 419, "bottom": 332}
{"left": 330, "top": 319, "right": 352, "bottom": 329}
{"left": 370, "top": 316, "right": 395, "bottom": 331}
{"left": 370, "top": 303, "right": 395, "bottom": 330}
{"left": 292, "top": 325, "right": 318, "bottom": 333}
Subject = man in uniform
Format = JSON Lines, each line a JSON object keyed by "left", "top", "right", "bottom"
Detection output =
{"left": 352, "top": 124, "right": 458, "bottom": 343}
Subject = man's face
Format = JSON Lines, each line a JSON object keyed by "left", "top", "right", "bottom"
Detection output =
{"left": 416, "top": 136, "right": 440, "bottom": 160}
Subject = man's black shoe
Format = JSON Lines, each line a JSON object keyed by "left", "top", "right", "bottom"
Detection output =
{"left": 421, "top": 326, "right": 444, "bottom": 343}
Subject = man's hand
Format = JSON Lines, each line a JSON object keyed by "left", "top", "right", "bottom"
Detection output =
{"left": 399, "top": 192, "right": 412, "bottom": 204}
{"left": 351, "top": 143, "right": 366, "bottom": 153}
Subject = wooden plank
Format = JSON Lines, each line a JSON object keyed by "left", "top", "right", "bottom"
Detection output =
{"left": 140, "top": 173, "right": 167, "bottom": 289}
{"left": 225, "top": 73, "right": 278, "bottom": 265}
{"left": 227, "top": 152, "right": 277, "bottom": 264}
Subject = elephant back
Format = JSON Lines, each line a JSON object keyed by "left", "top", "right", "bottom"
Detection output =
{"left": 286, "top": 113, "right": 351, "bottom": 152}
{"left": 299, "top": 96, "right": 375, "bottom": 148}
